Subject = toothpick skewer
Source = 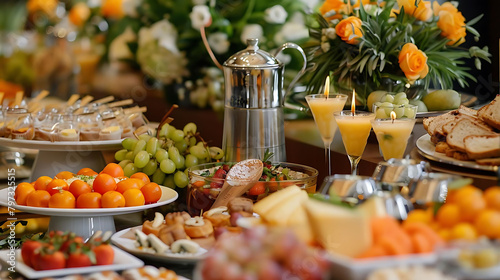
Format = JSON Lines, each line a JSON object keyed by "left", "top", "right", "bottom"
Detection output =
{"left": 67, "top": 94, "right": 80, "bottom": 106}
{"left": 79, "top": 95, "right": 94, "bottom": 107}
{"left": 124, "top": 106, "right": 147, "bottom": 114}
{"left": 14, "top": 91, "right": 23, "bottom": 107}
{"left": 91, "top": 95, "right": 115, "bottom": 105}
{"left": 0, "top": 92, "right": 4, "bottom": 106}
{"left": 28, "top": 90, "right": 49, "bottom": 112}
{"left": 108, "top": 99, "right": 134, "bottom": 108}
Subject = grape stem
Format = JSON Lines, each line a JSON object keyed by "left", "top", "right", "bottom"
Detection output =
{"left": 156, "top": 104, "right": 179, "bottom": 138}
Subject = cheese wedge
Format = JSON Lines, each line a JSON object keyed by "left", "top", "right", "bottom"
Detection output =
{"left": 261, "top": 190, "right": 308, "bottom": 225}
{"left": 305, "top": 199, "right": 372, "bottom": 258}
{"left": 358, "top": 196, "right": 387, "bottom": 219}
{"left": 287, "top": 205, "right": 314, "bottom": 244}
{"left": 253, "top": 185, "right": 302, "bottom": 215}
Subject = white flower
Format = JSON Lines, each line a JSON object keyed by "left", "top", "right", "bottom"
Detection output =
{"left": 323, "top": 27, "right": 337, "bottom": 40}
{"left": 240, "top": 24, "right": 263, "bottom": 44}
{"left": 276, "top": 53, "right": 291, "bottom": 65}
{"left": 321, "top": 42, "right": 330, "bottom": 53}
{"left": 87, "top": 0, "right": 101, "bottom": 8}
{"left": 190, "top": 5, "right": 211, "bottom": 30}
{"left": 274, "top": 13, "right": 308, "bottom": 44}
{"left": 208, "top": 32, "right": 230, "bottom": 54}
{"left": 122, "top": 0, "right": 142, "bottom": 17}
{"left": 192, "top": 0, "right": 207, "bottom": 5}
{"left": 264, "top": 5, "right": 287, "bottom": 24}
{"left": 150, "top": 20, "right": 179, "bottom": 53}
{"left": 137, "top": 40, "right": 188, "bottom": 85}
{"left": 108, "top": 27, "right": 136, "bottom": 61}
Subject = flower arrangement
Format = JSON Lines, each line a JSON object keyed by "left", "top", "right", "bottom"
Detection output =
{"left": 306, "top": 0, "right": 491, "bottom": 107}
{"left": 106, "top": 0, "right": 311, "bottom": 109}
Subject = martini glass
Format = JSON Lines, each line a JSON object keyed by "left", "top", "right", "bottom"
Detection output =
{"left": 371, "top": 104, "right": 418, "bottom": 160}
{"left": 334, "top": 110, "right": 375, "bottom": 175}
{"left": 305, "top": 94, "right": 348, "bottom": 176}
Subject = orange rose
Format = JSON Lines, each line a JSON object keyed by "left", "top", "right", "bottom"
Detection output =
{"left": 335, "top": 16, "right": 363, "bottom": 44}
{"left": 320, "top": 0, "right": 349, "bottom": 20}
{"left": 433, "top": 2, "right": 466, "bottom": 46}
{"left": 69, "top": 2, "right": 91, "bottom": 27}
{"left": 27, "top": 0, "right": 58, "bottom": 17}
{"left": 397, "top": 0, "right": 432, "bottom": 21}
{"left": 101, "top": 0, "right": 124, "bottom": 19}
{"left": 398, "top": 43, "right": 429, "bottom": 82}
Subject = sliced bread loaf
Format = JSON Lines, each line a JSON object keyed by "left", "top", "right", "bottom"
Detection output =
{"left": 478, "top": 95, "right": 500, "bottom": 130}
{"left": 446, "top": 119, "right": 495, "bottom": 152}
{"left": 464, "top": 134, "right": 500, "bottom": 159}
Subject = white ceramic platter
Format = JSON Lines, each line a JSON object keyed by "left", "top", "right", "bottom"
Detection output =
{"left": 0, "top": 186, "right": 178, "bottom": 217}
{"left": 0, "top": 137, "right": 122, "bottom": 151}
{"left": 111, "top": 226, "right": 208, "bottom": 264}
{"left": 416, "top": 134, "right": 498, "bottom": 172}
{"left": 0, "top": 247, "right": 143, "bottom": 279}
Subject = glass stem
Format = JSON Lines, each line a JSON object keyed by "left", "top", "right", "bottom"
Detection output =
{"left": 324, "top": 141, "right": 332, "bottom": 176}
{"left": 347, "top": 155, "right": 361, "bottom": 175}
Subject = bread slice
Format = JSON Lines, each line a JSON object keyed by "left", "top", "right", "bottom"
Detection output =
{"left": 475, "top": 157, "right": 500, "bottom": 166}
{"left": 446, "top": 119, "right": 495, "bottom": 152}
{"left": 464, "top": 134, "right": 500, "bottom": 159}
{"left": 478, "top": 95, "right": 500, "bottom": 130}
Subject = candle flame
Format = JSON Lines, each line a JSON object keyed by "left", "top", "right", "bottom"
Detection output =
{"left": 324, "top": 76, "right": 330, "bottom": 97}
{"left": 390, "top": 111, "right": 396, "bottom": 123}
{"left": 351, "top": 89, "right": 356, "bottom": 115}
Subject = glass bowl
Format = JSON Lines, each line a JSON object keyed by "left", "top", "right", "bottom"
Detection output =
{"left": 186, "top": 162, "right": 318, "bottom": 216}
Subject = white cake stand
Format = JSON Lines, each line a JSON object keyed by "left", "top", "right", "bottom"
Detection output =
{"left": 0, "top": 138, "right": 122, "bottom": 181}
{"left": 0, "top": 186, "right": 178, "bottom": 239}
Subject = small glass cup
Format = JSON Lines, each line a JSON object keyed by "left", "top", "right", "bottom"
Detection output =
{"left": 99, "top": 111, "right": 123, "bottom": 141}
{"left": 35, "top": 112, "right": 60, "bottom": 142}
{"left": 57, "top": 114, "right": 80, "bottom": 141}
{"left": 78, "top": 111, "right": 102, "bottom": 141}
{"left": 5, "top": 108, "right": 34, "bottom": 140}
{"left": 0, "top": 106, "right": 5, "bottom": 137}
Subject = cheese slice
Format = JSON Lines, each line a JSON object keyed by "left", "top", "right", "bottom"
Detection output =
{"left": 253, "top": 185, "right": 302, "bottom": 215}
{"left": 305, "top": 199, "right": 372, "bottom": 258}
{"left": 261, "top": 190, "right": 308, "bottom": 225}
{"left": 358, "top": 196, "right": 387, "bottom": 219}
{"left": 287, "top": 205, "right": 314, "bottom": 244}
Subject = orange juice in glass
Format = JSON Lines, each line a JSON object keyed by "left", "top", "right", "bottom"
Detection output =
{"left": 371, "top": 104, "right": 417, "bottom": 160}
{"left": 334, "top": 110, "right": 375, "bottom": 175}
{"left": 305, "top": 93, "right": 347, "bottom": 176}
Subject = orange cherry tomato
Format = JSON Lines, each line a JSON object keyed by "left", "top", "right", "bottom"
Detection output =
{"left": 76, "top": 192, "right": 102, "bottom": 208}
{"left": 115, "top": 178, "right": 144, "bottom": 194}
{"left": 26, "top": 190, "right": 51, "bottom": 207}
{"left": 123, "top": 189, "right": 145, "bottom": 207}
{"left": 68, "top": 180, "right": 92, "bottom": 199}
{"left": 15, "top": 182, "right": 35, "bottom": 205}
{"left": 101, "top": 191, "right": 125, "bottom": 208}
{"left": 49, "top": 190, "right": 76, "bottom": 208}
{"left": 248, "top": 182, "right": 266, "bottom": 196}
{"left": 100, "top": 163, "right": 124, "bottom": 178}
{"left": 130, "top": 172, "right": 150, "bottom": 184}
{"left": 34, "top": 176, "right": 53, "bottom": 191}
{"left": 55, "top": 171, "right": 75, "bottom": 180}
{"left": 46, "top": 179, "right": 69, "bottom": 196}
{"left": 93, "top": 174, "right": 117, "bottom": 195}
{"left": 77, "top": 168, "right": 98, "bottom": 176}
{"left": 141, "top": 182, "right": 162, "bottom": 204}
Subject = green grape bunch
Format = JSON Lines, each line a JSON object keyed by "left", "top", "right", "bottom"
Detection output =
{"left": 114, "top": 121, "right": 224, "bottom": 190}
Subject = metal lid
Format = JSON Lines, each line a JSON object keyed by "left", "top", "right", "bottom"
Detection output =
{"left": 223, "top": 38, "right": 281, "bottom": 68}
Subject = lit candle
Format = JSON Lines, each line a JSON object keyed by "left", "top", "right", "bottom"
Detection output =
{"left": 390, "top": 110, "right": 396, "bottom": 124}
{"left": 324, "top": 76, "right": 330, "bottom": 97}
{"left": 351, "top": 89, "right": 356, "bottom": 115}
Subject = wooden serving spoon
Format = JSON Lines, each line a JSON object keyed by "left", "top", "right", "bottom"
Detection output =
{"left": 211, "top": 159, "right": 263, "bottom": 209}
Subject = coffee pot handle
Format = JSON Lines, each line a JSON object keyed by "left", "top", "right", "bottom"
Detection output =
{"left": 274, "top": 42, "right": 307, "bottom": 101}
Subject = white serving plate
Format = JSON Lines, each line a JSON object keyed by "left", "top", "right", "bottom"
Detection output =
{"left": 0, "top": 247, "right": 143, "bottom": 279}
{"left": 416, "top": 134, "right": 498, "bottom": 172}
{"left": 0, "top": 137, "right": 122, "bottom": 151}
{"left": 0, "top": 186, "right": 178, "bottom": 217}
{"left": 327, "top": 252, "right": 438, "bottom": 280}
{"left": 111, "top": 226, "right": 208, "bottom": 264}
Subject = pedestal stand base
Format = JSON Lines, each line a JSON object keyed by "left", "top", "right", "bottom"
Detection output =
{"left": 31, "top": 150, "right": 106, "bottom": 181}
{"left": 48, "top": 216, "right": 116, "bottom": 240}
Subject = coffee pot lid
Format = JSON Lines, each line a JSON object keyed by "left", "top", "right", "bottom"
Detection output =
{"left": 223, "top": 38, "right": 281, "bottom": 69}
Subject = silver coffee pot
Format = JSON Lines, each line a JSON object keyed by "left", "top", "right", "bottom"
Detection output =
{"left": 221, "top": 38, "right": 306, "bottom": 162}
